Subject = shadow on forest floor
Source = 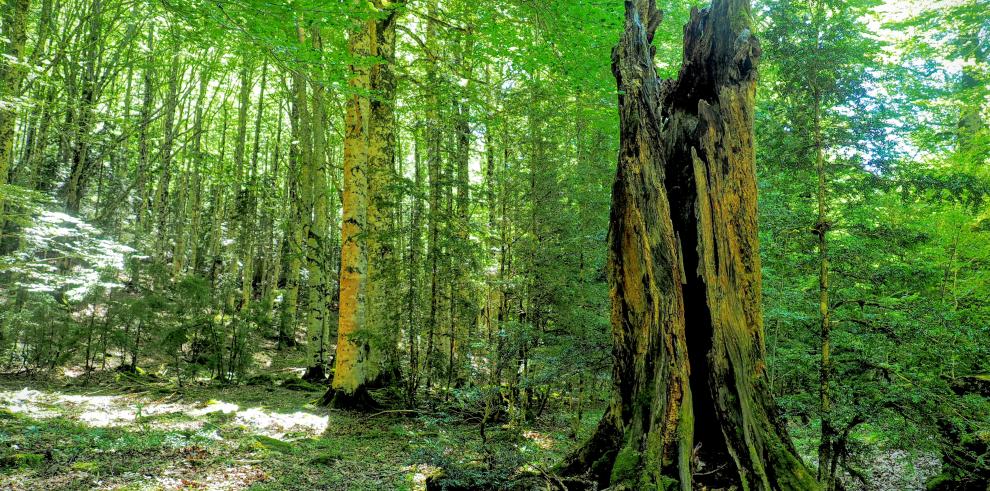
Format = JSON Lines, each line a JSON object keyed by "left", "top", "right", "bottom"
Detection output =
{"left": 0, "top": 377, "right": 591, "bottom": 490}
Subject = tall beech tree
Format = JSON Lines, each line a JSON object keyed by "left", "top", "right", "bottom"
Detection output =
{"left": 326, "top": 0, "right": 403, "bottom": 409}
{"left": 558, "top": 0, "right": 818, "bottom": 488}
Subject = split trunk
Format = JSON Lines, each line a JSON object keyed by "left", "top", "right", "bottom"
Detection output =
{"left": 558, "top": 1, "right": 819, "bottom": 489}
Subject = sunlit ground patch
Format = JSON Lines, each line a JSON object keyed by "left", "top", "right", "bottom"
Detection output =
{"left": 0, "top": 383, "right": 579, "bottom": 490}
{"left": 0, "top": 388, "right": 328, "bottom": 439}
{"left": 234, "top": 406, "right": 328, "bottom": 439}
{"left": 1, "top": 388, "right": 196, "bottom": 429}
{"left": 189, "top": 400, "right": 240, "bottom": 416}
{"left": 522, "top": 429, "right": 554, "bottom": 450}
{"left": 2, "top": 388, "right": 62, "bottom": 419}
{"left": 153, "top": 464, "right": 269, "bottom": 491}
{"left": 403, "top": 463, "right": 443, "bottom": 491}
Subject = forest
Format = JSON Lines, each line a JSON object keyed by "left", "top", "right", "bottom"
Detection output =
{"left": 0, "top": 0, "right": 987, "bottom": 489}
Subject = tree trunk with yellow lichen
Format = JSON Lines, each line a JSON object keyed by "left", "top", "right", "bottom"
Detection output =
{"left": 557, "top": 1, "right": 819, "bottom": 489}
{"left": 324, "top": 0, "right": 403, "bottom": 409}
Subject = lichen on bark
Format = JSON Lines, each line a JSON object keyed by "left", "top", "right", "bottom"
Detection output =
{"left": 557, "top": 1, "right": 819, "bottom": 489}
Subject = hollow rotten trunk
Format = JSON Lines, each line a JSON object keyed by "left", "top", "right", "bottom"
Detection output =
{"left": 558, "top": 1, "right": 818, "bottom": 489}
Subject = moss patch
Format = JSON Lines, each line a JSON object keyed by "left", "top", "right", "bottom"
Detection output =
{"left": 253, "top": 435, "right": 296, "bottom": 453}
{"left": 610, "top": 445, "right": 642, "bottom": 484}
{"left": 70, "top": 461, "right": 100, "bottom": 472}
{"left": 1, "top": 453, "right": 45, "bottom": 469}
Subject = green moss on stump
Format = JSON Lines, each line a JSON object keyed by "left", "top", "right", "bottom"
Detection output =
{"left": 610, "top": 445, "right": 642, "bottom": 484}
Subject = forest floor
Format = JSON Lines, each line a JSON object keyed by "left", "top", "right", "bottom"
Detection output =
{"left": 0, "top": 375, "right": 591, "bottom": 490}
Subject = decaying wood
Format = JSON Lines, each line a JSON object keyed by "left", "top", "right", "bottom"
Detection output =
{"left": 558, "top": 0, "right": 819, "bottom": 489}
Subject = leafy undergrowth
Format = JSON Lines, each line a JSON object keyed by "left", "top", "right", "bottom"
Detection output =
{"left": 788, "top": 422, "right": 942, "bottom": 491}
{"left": 0, "top": 376, "right": 595, "bottom": 490}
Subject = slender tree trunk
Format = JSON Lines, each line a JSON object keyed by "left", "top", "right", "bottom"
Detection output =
{"left": 64, "top": 0, "right": 104, "bottom": 213}
{"left": 405, "top": 125, "right": 424, "bottom": 404}
{"left": 304, "top": 25, "right": 332, "bottom": 382}
{"left": 261, "top": 102, "right": 284, "bottom": 314}
{"left": 179, "top": 68, "right": 210, "bottom": 276}
{"left": 27, "top": 88, "right": 55, "bottom": 191}
{"left": 282, "top": 27, "right": 313, "bottom": 346}
{"left": 135, "top": 27, "right": 155, "bottom": 230}
{"left": 152, "top": 46, "right": 182, "bottom": 264}
{"left": 423, "top": 1, "right": 441, "bottom": 391}
{"left": 559, "top": 2, "right": 818, "bottom": 489}
{"left": 813, "top": 87, "right": 835, "bottom": 490}
{"left": 0, "top": 0, "right": 32, "bottom": 191}
{"left": 208, "top": 105, "right": 229, "bottom": 286}
{"left": 233, "top": 57, "right": 254, "bottom": 309}
{"left": 447, "top": 93, "right": 470, "bottom": 394}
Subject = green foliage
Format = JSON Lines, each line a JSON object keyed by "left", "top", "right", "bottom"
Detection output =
{"left": 758, "top": 0, "right": 990, "bottom": 485}
{"left": 0, "top": 0, "right": 987, "bottom": 487}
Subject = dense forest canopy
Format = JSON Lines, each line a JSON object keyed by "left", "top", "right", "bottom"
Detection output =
{"left": 0, "top": 0, "right": 987, "bottom": 490}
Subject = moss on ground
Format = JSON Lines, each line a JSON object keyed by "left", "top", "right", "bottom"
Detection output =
{"left": 0, "top": 379, "right": 589, "bottom": 490}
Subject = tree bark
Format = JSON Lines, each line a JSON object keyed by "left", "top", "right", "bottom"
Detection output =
{"left": 423, "top": 0, "right": 441, "bottom": 391}
{"left": 559, "top": 1, "right": 818, "bottom": 489}
{"left": 0, "top": 0, "right": 31, "bottom": 188}
{"left": 304, "top": 24, "right": 332, "bottom": 382}
{"left": 326, "top": 0, "right": 403, "bottom": 409}
{"left": 152, "top": 40, "right": 182, "bottom": 261}
{"left": 281, "top": 24, "right": 313, "bottom": 347}
{"left": 812, "top": 86, "right": 836, "bottom": 490}
{"left": 327, "top": 3, "right": 374, "bottom": 408}
{"left": 233, "top": 56, "right": 254, "bottom": 310}
{"left": 365, "top": 0, "right": 401, "bottom": 387}
{"left": 405, "top": 124, "right": 424, "bottom": 404}
{"left": 64, "top": 0, "right": 104, "bottom": 213}
{"left": 173, "top": 68, "right": 210, "bottom": 277}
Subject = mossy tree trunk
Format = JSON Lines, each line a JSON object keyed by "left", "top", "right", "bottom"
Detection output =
{"left": 364, "top": 0, "right": 401, "bottom": 387}
{"left": 0, "top": 0, "right": 31, "bottom": 189}
{"left": 152, "top": 37, "right": 182, "bottom": 261}
{"left": 325, "top": 0, "right": 403, "bottom": 409}
{"left": 558, "top": 1, "right": 819, "bottom": 489}
{"left": 64, "top": 0, "right": 104, "bottom": 214}
{"left": 422, "top": 0, "right": 443, "bottom": 392}
{"left": 173, "top": 68, "right": 210, "bottom": 277}
{"left": 232, "top": 56, "right": 255, "bottom": 310}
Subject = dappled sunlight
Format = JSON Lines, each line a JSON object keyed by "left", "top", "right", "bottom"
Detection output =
{"left": 234, "top": 406, "right": 328, "bottom": 439}
{"left": 3, "top": 388, "right": 61, "bottom": 419}
{"left": 3, "top": 388, "right": 189, "bottom": 428}
{"left": 403, "top": 463, "right": 443, "bottom": 491}
{"left": 522, "top": 429, "right": 554, "bottom": 450}
{"left": 153, "top": 464, "right": 269, "bottom": 491}
{"left": 5, "top": 210, "right": 134, "bottom": 301}
{"left": 0, "top": 388, "right": 327, "bottom": 439}
{"left": 189, "top": 400, "right": 240, "bottom": 416}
